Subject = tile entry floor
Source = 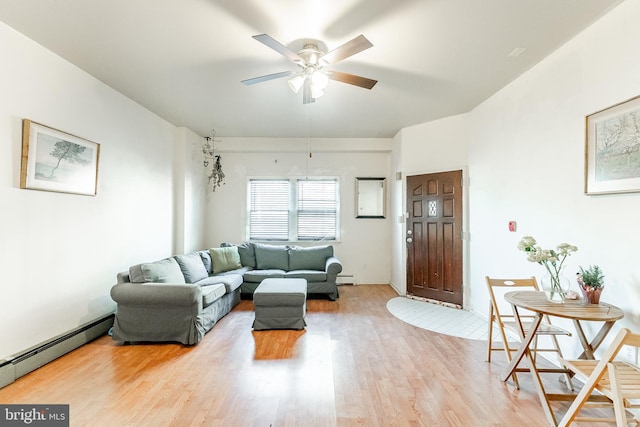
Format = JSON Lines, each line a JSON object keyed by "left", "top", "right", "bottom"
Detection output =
{"left": 386, "top": 296, "right": 501, "bottom": 340}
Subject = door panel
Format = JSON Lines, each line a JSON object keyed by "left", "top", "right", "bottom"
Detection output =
{"left": 406, "top": 170, "right": 463, "bottom": 305}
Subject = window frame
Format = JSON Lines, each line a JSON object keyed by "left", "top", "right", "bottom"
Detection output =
{"left": 247, "top": 176, "right": 340, "bottom": 242}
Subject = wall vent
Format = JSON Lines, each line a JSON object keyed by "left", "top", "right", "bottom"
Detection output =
{"left": 0, "top": 314, "right": 114, "bottom": 389}
{"left": 337, "top": 274, "right": 357, "bottom": 285}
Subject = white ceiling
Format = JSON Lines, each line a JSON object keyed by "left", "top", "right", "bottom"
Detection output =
{"left": 0, "top": 0, "right": 623, "bottom": 138}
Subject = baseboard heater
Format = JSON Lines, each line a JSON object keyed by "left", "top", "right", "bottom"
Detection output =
{"left": 337, "top": 274, "right": 357, "bottom": 285}
{"left": 0, "top": 313, "right": 114, "bottom": 389}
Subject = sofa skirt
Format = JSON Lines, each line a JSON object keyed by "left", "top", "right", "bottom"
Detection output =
{"left": 112, "top": 288, "right": 240, "bottom": 345}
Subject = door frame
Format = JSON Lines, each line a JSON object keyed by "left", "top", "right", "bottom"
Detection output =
{"left": 398, "top": 168, "right": 469, "bottom": 308}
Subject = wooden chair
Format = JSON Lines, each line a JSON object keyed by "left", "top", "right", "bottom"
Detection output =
{"left": 558, "top": 328, "right": 640, "bottom": 426}
{"left": 486, "top": 276, "right": 572, "bottom": 389}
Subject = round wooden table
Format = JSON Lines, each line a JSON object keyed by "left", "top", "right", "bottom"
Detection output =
{"left": 500, "top": 290, "right": 624, "bottom": 426}
{"left": 504, "top": 290, "right": 624, "bottom": 359}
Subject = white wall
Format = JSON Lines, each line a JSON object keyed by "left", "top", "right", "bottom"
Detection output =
{"left": 465, "top": 0, "right": 640, "bottom": 354}
{"left": 390, "top": 114, "right": 470, "bottom": 295}
{"left": 393, "top": 0, "right": 640, "bottom": 358}
{"left": 205, "top": 137, "right": 392, "bottom": 285}
{"left": 0, "top": 22, "right": 179, "bottom": 359}
{"left": 174, "top": 127, "right": 209, "bottom": 254}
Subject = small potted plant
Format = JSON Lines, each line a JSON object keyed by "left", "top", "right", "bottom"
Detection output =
{"left": 576, "top": 265, "right": 605, "bottom": 304}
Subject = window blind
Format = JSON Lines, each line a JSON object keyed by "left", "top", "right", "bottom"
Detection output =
{"left": 297, "top": 179, "right": 337, "bottom": 241}
{"left": 248, "top": 178, "right": 338, "bottom": 241}
{"left": 249, "top": 179, "right": 289, "bottom": 240}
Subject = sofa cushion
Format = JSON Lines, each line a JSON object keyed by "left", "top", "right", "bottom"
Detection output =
{"left": 243, "top": 269, "right": 286, "bottom": 283}
{"left": 174, "top": 252, "right": 209, "bottom": 283}
{"left": 210, "top": 247, "right": 242, "bottom": 274}
{"left": 237, "top": 242, "right": 257, "bottom": 268}
{"left": 285, "top": 270, "right": 328, "bottom": 282}
{"left": 214, "top": 266, "right": 253, "bottom": 278}
{"left": 221, "top": 242, "right": 256, "bottom": 268}
{"left": 288, "top": 245, "right": 333, "bottom": 271}
{"left": 201, "top": 283, "right": 226, "bottom": 308}
{"left": 195, "top": 273, "right": 243, "bottom": 293}
{"left": 198, "top": 250, "right": 213, "bottom": 274}
{"left": 254, "top": 243, "right": 289, "bottom": 270}
{"left": 129, "top": 258, "right": 186, "bottom": 284}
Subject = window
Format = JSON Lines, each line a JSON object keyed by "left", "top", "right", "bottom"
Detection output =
{"left": 297, "top": 179, "right": 338, "bottom": 240}
{"left": 248, "top": 179, "right": 289, "bottom": 240}
{"left": 249, "top": 178, "right": 339, "bottom": 241}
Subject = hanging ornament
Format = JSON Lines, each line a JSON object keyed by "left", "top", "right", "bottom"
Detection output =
{"left": 202, "top": 129, "right": 225, "bottom": 191}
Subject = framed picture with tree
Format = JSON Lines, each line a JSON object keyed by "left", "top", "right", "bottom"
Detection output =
{"left": 20, "top": 119, "right": 100, "bottom": 196}
{"left": 585, "top": 95, "right": 640, "bottom": 195}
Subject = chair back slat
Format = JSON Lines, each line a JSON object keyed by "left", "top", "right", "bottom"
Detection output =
{"left": 486, "top": 276, "right": 540, "bottom": 320}
{"left": 623, "top": 332, "right": 640, "bottom": 348}
{"left": 558, "top": 328, "right": 640, "bottom": 426}
{"left": 485, "top": 277, "right": 541, "bottom": 290}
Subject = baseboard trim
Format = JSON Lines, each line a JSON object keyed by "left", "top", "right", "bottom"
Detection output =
{"left": 0, "top": 313, "right": 114, "bottom": 389}
{"left": 388, "top": 282, "right": 402, "bottom": 295}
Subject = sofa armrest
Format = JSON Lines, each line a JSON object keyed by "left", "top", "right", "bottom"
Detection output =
{"left": 111, "top": 282, "right": 201, "bottom": 308}
{"left": 325, "top": 256, "right": 343, "bottom": 280}
{"left": 116, "top": 271, "right": 130, "bottom": 284}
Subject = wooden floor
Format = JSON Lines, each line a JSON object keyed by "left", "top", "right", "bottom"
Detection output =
{"left": 0, "top": 285, "right": 619, "bottom": 426}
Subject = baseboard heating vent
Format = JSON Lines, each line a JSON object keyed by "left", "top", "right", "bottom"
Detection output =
{"left": 0, "top": 360, "right": 15, "bottom": 390}
{"left": 0, "top": 313, "right": 114, "bottom": 389}
{"left": 337, "top": 274, "right": 357, "bottom": 285}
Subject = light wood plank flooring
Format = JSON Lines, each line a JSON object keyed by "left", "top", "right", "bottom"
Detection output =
{"left": 0, "top": 285, "right": 616, "bottom": 426}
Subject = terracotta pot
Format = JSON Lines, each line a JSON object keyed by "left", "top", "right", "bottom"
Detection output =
{"left": 580, "top": 285, "right": 604, "bottom": 304}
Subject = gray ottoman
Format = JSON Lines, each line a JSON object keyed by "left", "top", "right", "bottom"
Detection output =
{"left": 252, "top": 278, "right": 307, "bottom": 330}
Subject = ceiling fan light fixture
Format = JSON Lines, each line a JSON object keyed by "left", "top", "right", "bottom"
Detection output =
{"left": 288, "top": 74, "right": 305, "bottom": 93}
{"left": 310, "top": 69, "right": 329, "bottom": 89}
{"left": 244, "top": 34, "right": 377, "bottom": 104}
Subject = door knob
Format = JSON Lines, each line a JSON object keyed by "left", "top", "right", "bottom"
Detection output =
{"left": 406, "top": 237, "right": 413, "bottom": 243}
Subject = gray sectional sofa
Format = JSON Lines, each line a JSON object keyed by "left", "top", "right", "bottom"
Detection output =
{"left": 225, "top": 242, "right": 342, "bottom": 300}
{"left": 110, "top": 243, "right": 341, "bottom": 345}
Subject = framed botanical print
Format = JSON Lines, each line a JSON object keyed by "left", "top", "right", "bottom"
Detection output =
{"left": 585, "top": 95, "right": 640, "bottom": 195}
{"left": 20, "top": 119, "right": 100, "bottom": 196}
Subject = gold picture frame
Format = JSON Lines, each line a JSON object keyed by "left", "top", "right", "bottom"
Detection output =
{"left": 20, "top": 119, "right": 100, "bottom": 196}
{"left": 585, "top": 95, "right": 640, "bottom": 195}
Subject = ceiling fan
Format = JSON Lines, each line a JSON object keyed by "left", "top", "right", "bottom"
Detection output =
{"left": 241, "top": 34, "right": 377, "bottom": 104}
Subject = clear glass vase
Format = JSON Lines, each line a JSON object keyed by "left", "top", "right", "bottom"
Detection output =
{"left": 540, "top": 268, "right": 571, "bottom": 303}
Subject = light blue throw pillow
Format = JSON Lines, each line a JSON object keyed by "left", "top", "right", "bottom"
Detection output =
{"left": 174, "top": 252, "right": 209, "bottom": 283}
{"left": 131, "top": 258, "right": 186, "bottom": 284}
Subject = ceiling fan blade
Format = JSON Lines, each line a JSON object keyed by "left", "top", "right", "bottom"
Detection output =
{"left": 321, "top": 35, "right": 373, "bottom": 65}
{"left": 241, "top": 71, "right": 293, "bottom": 86}
{"left": 253, "top": 34, "right": 303, "bottom": 64}
{"left": 329, "top": 71, "right": 377, "bottom": 89}
{"left": 302, "top": 79, "right": 315, "bottom": 104}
